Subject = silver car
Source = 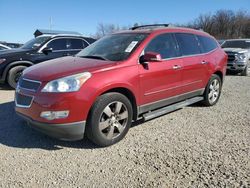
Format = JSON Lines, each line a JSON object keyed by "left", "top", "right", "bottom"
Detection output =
{"left": 222, "top": 39, "right": 250, "bottom": 76}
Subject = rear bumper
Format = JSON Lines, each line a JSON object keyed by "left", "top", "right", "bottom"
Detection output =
{"left": 17, "top": 112, "right": 86, "bottom": 141}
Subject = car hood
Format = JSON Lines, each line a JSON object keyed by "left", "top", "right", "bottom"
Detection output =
{"left": 23, "top": 56, "right": 118, "bottom": 81}
{"left": 223, "top": 48, "right": 248, "bottom": 54}
{"left": 0, "top": 48, "right": 32, "bottom": 56}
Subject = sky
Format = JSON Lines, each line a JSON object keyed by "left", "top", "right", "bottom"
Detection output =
{"left": 0, "top": 0, "right": 249, "bottom": 43}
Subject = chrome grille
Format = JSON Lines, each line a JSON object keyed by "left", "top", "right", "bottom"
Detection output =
{"left": 18, "top": 77, "right": 41, "bottom": 92}
{"left": 15, "top": 92, "right": 33, "bottom": 108}
{"left": 227, "top": 54, "right": 235, "bottom": 61}
{"left": 225, "top": 52, "right": 236, "bottom": 62}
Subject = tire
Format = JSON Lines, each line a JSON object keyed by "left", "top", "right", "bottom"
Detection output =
{"left": 7, "top": 66, "right": 27, "bottom": 89}
{"left": 201, "top": 74, "right": 222, "bottom": 106}
{"left": 86, "top": 92, "right": 133, "bottom": 147}
{"left": 241, "top": 65, "right": 248, "bottom": 76}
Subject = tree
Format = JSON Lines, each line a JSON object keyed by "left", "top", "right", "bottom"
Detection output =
{"left": 187, "top": 9, "right": 250, "bottom": 39}
{"left": 94, "top": 23, "right": 123, "bottom": 39}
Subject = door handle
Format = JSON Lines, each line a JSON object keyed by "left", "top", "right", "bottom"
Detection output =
{"left": 172, "top": 65, "right": 182, "bottom": 70}
{"left": 201, "top": 61, "right": 208, "bottom": 65}
{"left": 63, "top": 53, "right": 70, "bottom": 56}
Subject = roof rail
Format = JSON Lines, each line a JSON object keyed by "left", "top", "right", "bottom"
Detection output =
{"left": 130, "top": 24, "right": 169, "bottom": 30}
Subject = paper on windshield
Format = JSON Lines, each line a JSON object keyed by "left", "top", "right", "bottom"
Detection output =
{"left": 125, "top": 41, "right": 138, "bottom": 52}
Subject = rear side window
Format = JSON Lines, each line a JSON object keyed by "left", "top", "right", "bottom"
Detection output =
{"left": 47, "top": 39, "right": 67, "bottom": 50}
{"left": 198, "top": 35, "right": 218, "bottom": 53}
{"left": 69, "top": 39, "right": 88, "bottom": 50}
{"left": 145, "top": 33, "right": 178, "bottom": 59}
{"left": 175, "top": 33, "right": 200, "bottom": 56}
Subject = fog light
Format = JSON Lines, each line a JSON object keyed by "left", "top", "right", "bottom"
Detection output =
{"left": 40, "top": 111, "right": 69, "bottom": 120}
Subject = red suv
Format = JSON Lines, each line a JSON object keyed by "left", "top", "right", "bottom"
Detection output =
{"left": 15, "top": 25, "right": 227, "bottom": 146}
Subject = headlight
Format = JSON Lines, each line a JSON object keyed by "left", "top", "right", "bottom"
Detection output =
{"left": 236, "top": 54, "right": 247, "bottom": 61}
{"left": 42, "top": 72, "right": 91, "bottom": 92}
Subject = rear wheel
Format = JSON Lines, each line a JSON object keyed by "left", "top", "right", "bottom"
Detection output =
{"left": 202, "top": 74, "right": 222, "bottom": 106}
{"left": 7, "top": 66, "right": 27, "bottom": 89}
{"left": 86, "top": 92, "right": 133, "bottom": 147}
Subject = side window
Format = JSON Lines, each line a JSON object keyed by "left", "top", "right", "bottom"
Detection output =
{"left": 175, "top": 33, "right": 201, "bottom": 56}
{"left": 145, "top": 33, "right": 178, "bottom": 59}
{"left": 68, "top": 39, "right": 87, "bottom": 50}
{"left": 47, "top": 38, "right": 67, "bottom": 51}
{"left": 0, "top": 46, "right": 4, "bottom": 50}
{"left": 198, "top": 35, "right": 218, "bottom": 53}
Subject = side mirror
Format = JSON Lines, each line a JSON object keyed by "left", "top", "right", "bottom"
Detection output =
{"left": 42, "top": 47, "right": 53, "bottom": 55}
{"left": 140, "top": 52, "right": 162, "bottom": 64}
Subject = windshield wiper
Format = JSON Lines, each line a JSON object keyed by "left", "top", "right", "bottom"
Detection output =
{"left": 79, "top": 55, "right": 109, "bottom": 61}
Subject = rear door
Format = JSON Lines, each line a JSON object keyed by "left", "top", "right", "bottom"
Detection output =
{"left": 66, "top": 38, "right": 89, "bottom": 56}
{"left": 174, "top": 33, "right": 207, "bottom": 94}
{"left": 197, "top": 35, "right": 219, "bottom": 85}
{"left": 139, "top": 33, "right": 183, "bottom": 111}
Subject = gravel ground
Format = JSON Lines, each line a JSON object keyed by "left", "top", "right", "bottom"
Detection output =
{"left": 0, "top": 75, "right": 249, "bottom": 188}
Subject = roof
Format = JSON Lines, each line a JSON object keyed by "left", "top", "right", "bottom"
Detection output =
{"left": 115, "top": 26, "right": 211, "bottom": 37}
{"left": 34, "top": 29, "right": 82, "bottom": 37}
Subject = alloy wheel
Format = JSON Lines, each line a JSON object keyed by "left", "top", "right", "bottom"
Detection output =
{"left": 98, "top": 101, "right": 128, "bottom": 140}
{"left": 208, "top": 79, "right": 220, "bottom": 104}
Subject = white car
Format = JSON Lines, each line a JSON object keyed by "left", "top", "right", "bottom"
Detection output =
{"left": 0, "top": 44, "right": 11, "bottom": 51}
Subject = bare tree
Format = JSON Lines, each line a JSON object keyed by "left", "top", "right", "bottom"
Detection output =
{"left": 187, "top": 9, "right": 250, "bottom": 39}
{"left": 94, "top": 23, "right": 125, "bottom": 39}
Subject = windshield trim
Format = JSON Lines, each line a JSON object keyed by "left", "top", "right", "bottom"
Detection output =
{"left": 20, "top": 36, "right": 51, "bottom": 50}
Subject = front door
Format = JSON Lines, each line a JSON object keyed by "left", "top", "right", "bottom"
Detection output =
{"left": 139, "top": 33, "right": 183, "bottom": 112}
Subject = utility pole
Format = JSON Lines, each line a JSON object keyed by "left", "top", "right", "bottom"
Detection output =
{"left": 49, "top": 17, "right": 53, "bottom": 30}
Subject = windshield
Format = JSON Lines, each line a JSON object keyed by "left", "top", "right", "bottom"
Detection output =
{"left": 77, "top": 33, "right": 148, "bottom": 61}
{"left": 221, "top": 40, "right": 250, "bottom": 49}
{"left": 21, "top": 36, "right": 51, "bottom": 49}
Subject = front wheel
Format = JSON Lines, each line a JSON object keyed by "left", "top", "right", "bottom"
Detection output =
{"left": 241, "top": 65, "right": 248, "bottom": 76}
{"left": 7, "top": 66, "right": 27, "bottom": 89}
{"left": 201, "top": 74, "right": 222, "bottom": 106}
{"left": 86, "top": 92, "right": 133, "bottom": 147}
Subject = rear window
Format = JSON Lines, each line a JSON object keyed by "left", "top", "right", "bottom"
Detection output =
{"left": 198, "top": 35, "right": 218, "bottom": 53}
{"left": 47, "top": 39, "right": 67, "bottom": 50}
{"left": 175, "top": 33, "right": 201, "bottom": 56}
{"left": 69, "top": 39, "right": 88, "bottom": 50}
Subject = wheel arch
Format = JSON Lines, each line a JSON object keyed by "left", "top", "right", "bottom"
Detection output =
{"left": 2, "top": 61, "right": 33, "bottom": 81}
{"left": 87, "top": 86, "right": 138, "bottom": 121}
{"left": 213, "top": 70, "right": 223, "bottom": 84}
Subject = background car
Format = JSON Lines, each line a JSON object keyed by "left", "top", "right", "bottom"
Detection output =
{"left": 0, "top": 34, "right": 95, "bottom": 88}
{"left": 0, "top": 44, "right": 11, "bottom": 51}
{"left": 221, "top": 39, "right": 250, "bottom": 76}
{"left": 217, "top": 40, "right": 225, "bottom": 45}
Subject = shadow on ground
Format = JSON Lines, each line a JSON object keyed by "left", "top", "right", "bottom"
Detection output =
{"left": 0, "top": 101, "right": 148, "bottom": 150}
{"left": 0, "top": 101, "right": 99, "bottom": 150}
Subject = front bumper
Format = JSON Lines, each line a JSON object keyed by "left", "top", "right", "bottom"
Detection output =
{"left": 227, "top": 61, "right": 247, "bottom": 72}
{"left": 17, "top": 112, "right": 86, "bottom": 141}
